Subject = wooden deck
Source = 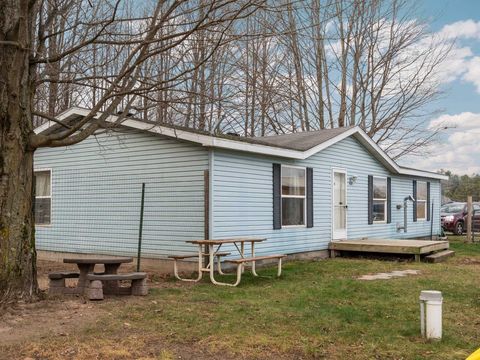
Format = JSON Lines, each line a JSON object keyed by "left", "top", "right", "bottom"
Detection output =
{"left": 329, "top": 239, "right": 449, "bottom": 262}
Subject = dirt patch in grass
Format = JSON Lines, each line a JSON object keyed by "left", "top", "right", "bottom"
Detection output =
{"left": 0, "top": 298, "right": 106, "bottom": 346}
{"left": 0, "top": 260, "right": 190, "bottom": 347}
{"left": 0, "top": 296, "right": 303, "bottom": 360}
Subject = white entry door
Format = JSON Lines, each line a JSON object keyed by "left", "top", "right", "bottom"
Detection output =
{"left": 332, "top": 170, "right": 348, "bottom": 240}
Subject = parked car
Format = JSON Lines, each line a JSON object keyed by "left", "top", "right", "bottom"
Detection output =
{"left": 441, "top": 202, "right": 480, "bottom": 235}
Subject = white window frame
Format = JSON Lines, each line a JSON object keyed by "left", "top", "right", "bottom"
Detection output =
{"left": 281, "top": 165, "right": 307, "bottom": 228}
{"left": 372, "top": 176, "right": 387, "bottom": 224}
{"left": 417, "top": 181, "right": 427, "bottom": 221}
{"left": 34, "top": 168, "right": 52, "bottom": 226}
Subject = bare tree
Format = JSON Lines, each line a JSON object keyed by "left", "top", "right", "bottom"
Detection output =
{"left": 0, "top": 0, "right": 261, "bottom": 303}
{"left": 244, "top": 0, "right": 449, "bottom": 154}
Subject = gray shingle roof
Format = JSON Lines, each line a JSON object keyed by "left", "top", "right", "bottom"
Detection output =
{"left": 249, "top": 126, "right": 355, "bottom": 151}
{"left": 36, "top": 107, "right": 354, "bottom": 152}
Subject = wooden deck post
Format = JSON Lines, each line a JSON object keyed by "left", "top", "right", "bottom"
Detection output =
{"left": 466, "top": 196, "right": 473, "bottom": 243}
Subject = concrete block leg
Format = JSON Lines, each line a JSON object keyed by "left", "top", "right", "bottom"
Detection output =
{"left": 49, "top": 278, "right": 66, "bottom": 295}
{"left": 131, "top": 278, "right": 148, "bottom": 296}
{"left": 87, "top": 280, "right": 104, "bottom": 300}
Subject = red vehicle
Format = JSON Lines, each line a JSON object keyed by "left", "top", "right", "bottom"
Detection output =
{"left": 441, "top": 202, "right": 480, "bottom": 235}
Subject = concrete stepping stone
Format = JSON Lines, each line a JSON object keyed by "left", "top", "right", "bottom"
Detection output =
{"left": 357, "top": 269, "right": 420, "bottom": 281}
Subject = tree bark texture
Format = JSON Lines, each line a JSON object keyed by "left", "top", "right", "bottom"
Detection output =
{"left": 0, "top": 0, "right": 38, "bottom": 302}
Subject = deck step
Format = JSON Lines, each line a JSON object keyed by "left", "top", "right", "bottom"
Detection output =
{"left": 424, "top": 250, "right": 455, "bottom": 263}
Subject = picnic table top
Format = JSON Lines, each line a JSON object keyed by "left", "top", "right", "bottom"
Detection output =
{"left": 186, "top": 237, "right": 267, "bottom": 245}
{"left": 63, "top": 257, "right": 133, "bottom": 265}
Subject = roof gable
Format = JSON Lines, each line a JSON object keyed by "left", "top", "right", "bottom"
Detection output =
{"left": 35, "top": 107, "right": 447, "bottom": 180}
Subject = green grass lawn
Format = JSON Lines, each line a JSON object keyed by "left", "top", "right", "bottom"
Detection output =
{"left": 6, "top": 237, "right": 480, "bottom": 359}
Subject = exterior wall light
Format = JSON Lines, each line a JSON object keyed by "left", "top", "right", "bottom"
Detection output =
{"left": 348, "top": 176, "right": 358, "bottom": 185}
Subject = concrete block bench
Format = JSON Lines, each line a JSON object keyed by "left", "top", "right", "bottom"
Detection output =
{"left": 48, "top": 272, "right": 80, "bottom": 295}
{"left": 85, "top": 272, "right": 148, "bottom": 300}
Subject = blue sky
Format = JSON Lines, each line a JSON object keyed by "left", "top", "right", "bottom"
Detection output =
{"left": 400, "top": 0, "right": 480, "bottom": 174}
{"left": 424, "top": 0, "right": 480, "bottom": 113}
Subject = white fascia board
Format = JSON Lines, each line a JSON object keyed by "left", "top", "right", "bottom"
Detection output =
{"left": 34, "top": 107, "right": 91, "bottom": 134}
{"left": 120, "top": 118, "right": 306, "bottom": 159}
{"left": 209, "top": 137, "right": 305, "bottom": 158}
{"left": 396, "top": 168, "right": 448, "bottom": 181}
{"left": 351, "top": 129, "right": 447, "bottom": 180}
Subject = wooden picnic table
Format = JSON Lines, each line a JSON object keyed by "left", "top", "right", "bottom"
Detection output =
{"left": 185, "top": 237, "right": 267, "bottom": 286}
{"left": 63, "top": 257, "right": 133, "bottom": 294}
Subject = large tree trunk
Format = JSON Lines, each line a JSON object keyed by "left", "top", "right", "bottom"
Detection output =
{"left": 0, "top": 0, "right": 38, "bottom": 303}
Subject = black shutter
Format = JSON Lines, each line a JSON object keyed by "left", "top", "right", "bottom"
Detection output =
{"left": 413, "top": 180, "right": 417, "bottom": 222}
{"left": 306, "top": 167, "right": 314, "bottom": 228}
{"left": 387, "top": 177, "right": 392, "bottom": 224}
{"left": 273, "top": 163, "right": 281, "bottom": 229}
{"left": 427, "top": 182, "right": 431, "bottom": 221}
{"left": 368, "top": 175, "right": 373, "bottom": 225}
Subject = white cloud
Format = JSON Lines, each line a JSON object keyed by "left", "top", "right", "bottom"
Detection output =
{"left": 405, "top": 113, "right": 480, "bottom": 175}
{"left": 438, "top": 20, "right": 480, "bottom": 40}
{"left": 324, "top": 19, "right": 480, "bottom": 93}
{"left": 400, "top": 20, "right": 480, "bottom": 174}
{"left": 436, "top": 46, "right": 473, "bottom": 84}
{"left": 433, "top": 20, "right": 480, "bottom": 93}
{"left": 428, "top": 112, "right": 480, "bottom": 130}
{"left": 462, "top": 56, "right": 480, "bottom": 92}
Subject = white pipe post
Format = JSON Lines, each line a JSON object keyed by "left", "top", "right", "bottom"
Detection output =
{"left": 419, "top": 290, "right": 443, "bottom": 340}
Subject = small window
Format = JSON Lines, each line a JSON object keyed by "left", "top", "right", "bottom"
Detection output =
{"left": 416, "top": 181, "right": 427, "bottom": 220}
{"left": 373, "top": 177, "right": 387, "bottom": 223}
{"left": 34, "top": 170, "right": 51, "bottom": 225}
{"left": 281, "top": 166, "right": 306, "bottom": 226}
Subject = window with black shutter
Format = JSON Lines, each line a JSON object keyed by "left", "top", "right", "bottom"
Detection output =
{"left": 281, "top": 166, "right": 306, "bottom": 226}
{"left": 368, "top": 175, "right": 391, "bottom": 224}
{"left": 416, "top": 181, "right": 429, "bottom": 221}
{"left": 273, "top": 164, "right": 313, "bottom": 229}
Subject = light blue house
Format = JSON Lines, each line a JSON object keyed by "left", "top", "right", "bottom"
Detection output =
{"left": 34, "top": 107, "right": 447, "bottom": 262}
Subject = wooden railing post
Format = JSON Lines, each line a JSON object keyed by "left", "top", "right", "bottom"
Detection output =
{"left": 466, "top": 196, "right": 473, "bottom": 243}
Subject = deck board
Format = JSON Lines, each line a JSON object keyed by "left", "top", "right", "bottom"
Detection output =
{"left": 329, "top": 239, "right": 449, "bottom": 255}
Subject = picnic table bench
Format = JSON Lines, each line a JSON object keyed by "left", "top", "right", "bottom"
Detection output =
{"left": 223, "top": 255, "right": 286, "bottom": 287}
{"left": 168, "top": 251, "right": 231, "bottom": 281}
{"left": 48, "top": 271, "right": 80, "bottom": 295}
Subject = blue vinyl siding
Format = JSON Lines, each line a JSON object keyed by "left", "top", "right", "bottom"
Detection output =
{"left": 35, "top": 128, "right": 441, "bottom": 259}
{"left": 211, "top": 136, "right": 441, "bottom": 256}
{"left": 34, "top": 129, "right": 208, "bottom": 257}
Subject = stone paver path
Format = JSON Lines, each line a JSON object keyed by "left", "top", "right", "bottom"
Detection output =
{"left": 358, "top": 269, "right": 420, "bottom": 281}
